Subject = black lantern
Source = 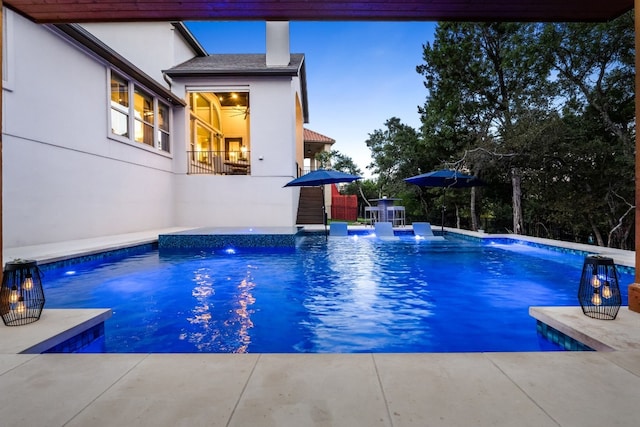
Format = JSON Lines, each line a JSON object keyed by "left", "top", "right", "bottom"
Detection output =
{"left": 0, "top": 260, "right": 46, "bottom": 326}
{"left": 578, "top": 255, "right": 621, "bottom": 320}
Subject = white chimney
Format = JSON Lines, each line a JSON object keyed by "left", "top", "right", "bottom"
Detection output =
{"left": 266, "top": 21, "right": 290, "bottom": 67}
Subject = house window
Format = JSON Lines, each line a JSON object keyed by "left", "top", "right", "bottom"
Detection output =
{"left": 188, "top": 92, "right": 223, "bottom": 167}
{"left": 187, "top": 90, "right": 250, "bottom": 175}
{"left": 134, "top": 88, "right": 154, "bottom": 146}
{"left": 109, "top": 70, "right": 171, "bottom": 153}
{"left": 158, "top": 103, "right": 170, "bottom": 152}
{"left": 110, "top": 73, "right": 129, "bottom": 138}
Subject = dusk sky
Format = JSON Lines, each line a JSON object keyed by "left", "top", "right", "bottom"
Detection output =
{"left": 186, "top": 21, "right": 437, "bottom": 177}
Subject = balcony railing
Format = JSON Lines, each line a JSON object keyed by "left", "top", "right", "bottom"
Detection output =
{"left": 187, "top": 151, "right": 251, "bottom": 175}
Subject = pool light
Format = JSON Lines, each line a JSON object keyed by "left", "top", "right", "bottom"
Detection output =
{"left": 0, "top": 260, "right": 46, "bottom": 326}
{"left": 578, "top": 255, "right": 621, "bottom": 320}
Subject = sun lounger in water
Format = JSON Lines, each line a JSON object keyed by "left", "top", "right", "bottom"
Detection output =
{"left": 412, "top": 222, "right": 445, "bottom": 240}
{"left": 374, "top": 222, "right": 399, "bottom": 240}
{"left": 329, "top": 222, "right": 349, "bottom": 237}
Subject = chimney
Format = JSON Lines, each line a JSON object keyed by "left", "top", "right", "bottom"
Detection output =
{"left": 266, "top": 21, "right": 290, "bottom": 67}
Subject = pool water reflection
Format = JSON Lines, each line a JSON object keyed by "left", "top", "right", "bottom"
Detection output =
{"left": 43, "top": 235, "right": 631, "bottom": 353}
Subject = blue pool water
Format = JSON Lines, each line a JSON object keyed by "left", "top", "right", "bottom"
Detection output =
{"left": 42, "top": 234, "right": 632, "bottom": 353}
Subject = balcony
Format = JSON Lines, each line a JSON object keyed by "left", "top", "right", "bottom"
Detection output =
{"left": 187, "top": 151, "right": 251, "bottom": 175}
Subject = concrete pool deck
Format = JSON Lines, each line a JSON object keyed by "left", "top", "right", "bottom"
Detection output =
{"left": 1, "top": 227, "right": 639, "bottom": 426}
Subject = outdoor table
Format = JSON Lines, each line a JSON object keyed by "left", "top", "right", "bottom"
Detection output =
{"left": 369, "top": 197, "right": 401, "bottom": 223}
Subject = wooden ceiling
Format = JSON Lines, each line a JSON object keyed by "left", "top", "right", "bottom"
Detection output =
{"left": 4, "top": 0, "right": 634, "bottom": 23}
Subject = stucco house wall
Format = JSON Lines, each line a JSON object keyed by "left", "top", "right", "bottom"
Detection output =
{"left": 2, "top": 10, "right": 307, "bottom": 247}
{"left": 2, "top": 11, "right": 177, "bottom": 247}
{"left": 170, "top": 74, "right": 302, "bottom": 227}
{"left": 81, "top": 22, "right": 201, "bottom": 86}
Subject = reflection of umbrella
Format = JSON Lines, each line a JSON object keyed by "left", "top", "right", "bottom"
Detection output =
{"left": 405, "top": 169, "right": 483, "bottom": 232}
{"left": 284, "top": 169, "right": 361, "bottom": 238}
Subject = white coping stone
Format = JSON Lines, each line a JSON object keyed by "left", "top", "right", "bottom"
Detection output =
{"left": 2, "top": 227, "right": 194, "bottom": 265}
{"left": 447, "top": 227, "right": 636, "bottom": 268}
{"left": 529, "top": 306, "right": 640, "bottom": 351}
{"left": 0, "top": 309, "right": 112, "bottom": 354}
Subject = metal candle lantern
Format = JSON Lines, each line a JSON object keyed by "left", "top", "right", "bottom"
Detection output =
{"left": 0, "top": 260, "right": 46, "bottom": 326}
{"left": 578, "top": 255, "right": 621, "bottom": 320}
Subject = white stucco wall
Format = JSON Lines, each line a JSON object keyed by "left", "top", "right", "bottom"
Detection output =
{"left": 2, "top": 14, "right": 176, "bottom": 247}
{"left": 173, "top": 175, "right": 297, "bottom": 227}
{"left": 172, "top": 76, "right": 301, "bottom": 227}
{"left": 249, "top": 77, "right": 298, "bottom": 178}
{"left": 3, "top": 136, "right": 175, "bottom": 246}
{"left": 80, "top": 22, "right": 199, "bottom": 85}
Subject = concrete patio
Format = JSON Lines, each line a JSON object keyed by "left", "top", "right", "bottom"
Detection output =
{"left": 0, "top": 351, "right": 639, "bottom": 426}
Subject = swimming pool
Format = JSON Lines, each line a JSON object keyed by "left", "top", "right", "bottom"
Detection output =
{"left": 42, "top": 234, "right": 632, "bottom": 353}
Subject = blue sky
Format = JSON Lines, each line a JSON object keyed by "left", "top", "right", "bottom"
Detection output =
{"left": 186, "top": 21, "right": 437, "bottom": 177}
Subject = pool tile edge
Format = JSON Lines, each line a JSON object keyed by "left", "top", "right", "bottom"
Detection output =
{"left": 0, "top": 309, "right": 112, "bottom": 354}
{"left": 530, "top": 306, "right": 640, "bottom": 351}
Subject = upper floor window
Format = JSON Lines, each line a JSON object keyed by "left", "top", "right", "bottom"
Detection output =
{"left": 187, "top": 90, "right": 251, "bottom": 175}
{"left": 109, "top": 70, "right": 170, "bottom": 153}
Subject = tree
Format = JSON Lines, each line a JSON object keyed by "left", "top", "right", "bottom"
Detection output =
{"left": 362, "top": 16, "right": 635, "bottom": 248}
{"left": 417, "top": 22, "right": 553, "bottom": 234}
{"left": 540, "top": 13, "right": 635, "bottom": 248}
{"left": 365, "top": 117, "right": 422, "bottom": 197}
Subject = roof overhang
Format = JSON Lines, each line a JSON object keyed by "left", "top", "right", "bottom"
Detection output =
{"left": 4, "top": 0, "right": 633, "bottom": 23}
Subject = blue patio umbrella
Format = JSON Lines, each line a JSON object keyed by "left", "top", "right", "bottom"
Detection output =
{"left": 404, "top": 169, "right": 483, "bottom": 232}
{"left": 285, "top": 169, "right": 361, "bottom": 238}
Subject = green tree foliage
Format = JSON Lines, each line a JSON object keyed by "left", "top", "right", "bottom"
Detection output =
{"left": 364, "top": 13, "right": 635, "bottom": 248}
{"left": 539, "top": 14, "right": 635, "bottom": 248}
{"left": 365, "top": 117, "right": 423, "bottom": 197}
{"left": 418, "top": 22, "right": 553, "bottom": 234}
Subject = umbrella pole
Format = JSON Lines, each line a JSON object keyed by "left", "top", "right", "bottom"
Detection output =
{"left": 441, "top": 188, "right": 445, "bottom": 233}
{"left": 322, "top": 185, "right": 328, "bottom": 240}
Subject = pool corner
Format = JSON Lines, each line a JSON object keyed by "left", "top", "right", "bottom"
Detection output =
{"left": 530, "top": 306, "right": 640, "bottom": 351}
{"left": 0, "top": 309, "right": 112, "bottom": 354}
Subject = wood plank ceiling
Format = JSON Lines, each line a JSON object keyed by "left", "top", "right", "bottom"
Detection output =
{"left": 4, "top": 0, "right": 634, "bottom": 23}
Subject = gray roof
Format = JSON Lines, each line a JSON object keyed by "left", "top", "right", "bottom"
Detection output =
{"left": 165, "top": 53, "right": 304, "bottom": 77}
{"left": 165, "top": 53, "right": 309, "bottom": 123}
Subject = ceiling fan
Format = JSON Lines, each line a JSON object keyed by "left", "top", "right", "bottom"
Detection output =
{"left": 229, "top": 106, "right": 250, "bottom": 120}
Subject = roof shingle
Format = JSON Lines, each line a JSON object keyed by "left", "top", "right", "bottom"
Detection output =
{"left": 166, "top": 53, "right": 304, "bottom": 76}
{"left": 304, "top": 128, "right": 335, "bottom": 144}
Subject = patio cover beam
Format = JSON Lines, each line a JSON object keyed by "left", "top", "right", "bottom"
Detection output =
{"left": 3, "top": 0, "right": 634, "bottom": 23}
{"left": 635, "top": 4, "right": 640, "bottom": 291}
{"left": 1, "top": 1, "right": 3, "bottom": 285}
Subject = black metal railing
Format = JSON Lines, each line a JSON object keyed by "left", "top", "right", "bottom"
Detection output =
{"left": 187, "top": 151, "right": 251, "bottom": 175}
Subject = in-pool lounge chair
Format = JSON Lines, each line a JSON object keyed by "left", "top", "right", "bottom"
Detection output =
{"left": 412, "top": 222, "right": 445, "bottom": 240}
{"left": 329, "top": 222, "right": 349, "bottom": 237}
{"left": 374, "top": 222, "right": 399, "bottom": 240}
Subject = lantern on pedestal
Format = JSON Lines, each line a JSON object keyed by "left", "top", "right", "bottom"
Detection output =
{"left": 0, "top": 260, "right": 46, "bottom": 326}
{"left": 578, "top": 255, "right": 621, "bottom": 320}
